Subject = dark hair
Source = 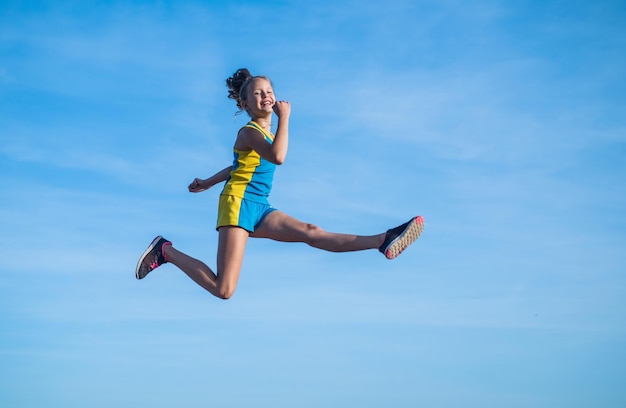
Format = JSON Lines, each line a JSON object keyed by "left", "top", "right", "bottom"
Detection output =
{"left": 226, "top": 68, "right": 272, "bottom": 113}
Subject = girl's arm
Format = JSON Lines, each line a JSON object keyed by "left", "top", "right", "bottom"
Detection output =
{"left": 239, "top": 101, "right": 290, "bottom": 165}
{"left": 188, "top": 166, "right": 231, "bottom": 193}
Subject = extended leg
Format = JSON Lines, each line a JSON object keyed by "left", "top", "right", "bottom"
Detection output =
{"left": 252, "top": 211, "right": 385, "bottom": 252}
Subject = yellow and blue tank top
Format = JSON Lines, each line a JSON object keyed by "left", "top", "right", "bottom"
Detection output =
{"left": 220, "top": 121, "right": 276, "bottom": 204}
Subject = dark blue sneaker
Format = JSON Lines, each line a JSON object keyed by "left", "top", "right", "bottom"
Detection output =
{"left": 135, "top": 236, "right": 171, "bottom": 279}
{"left": 379, "top": 216, "right": 424, "bottom": 259}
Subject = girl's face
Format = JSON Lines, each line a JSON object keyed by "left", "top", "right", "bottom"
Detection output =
{"left": 242, "top": 78, "right": 275, "bottom": 116}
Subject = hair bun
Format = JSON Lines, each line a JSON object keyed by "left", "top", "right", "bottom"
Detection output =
{"left": 226, "top": 68, "right": 253, "bottom": 110}
{"left": 234, "top": 68, "right": 251, "bottom": 81}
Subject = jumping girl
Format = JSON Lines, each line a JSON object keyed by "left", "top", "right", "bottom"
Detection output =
{"left": 135, "top": 68, "right": 424, "bottom": 299}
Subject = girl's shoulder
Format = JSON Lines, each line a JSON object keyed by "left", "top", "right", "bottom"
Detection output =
{"left": 241, "top": 121, "right": 273, "bottom": 140}
{"left": 234, "top": 122, "right": 267, "bottom": 150}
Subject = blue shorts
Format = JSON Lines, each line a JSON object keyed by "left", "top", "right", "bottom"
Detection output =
{"left": 216, "top": 194, "right": 276, "bottom": 233}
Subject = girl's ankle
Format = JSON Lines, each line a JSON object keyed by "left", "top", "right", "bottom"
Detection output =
{"left": 162, "top": 242, "right": 173, "bottom": 262}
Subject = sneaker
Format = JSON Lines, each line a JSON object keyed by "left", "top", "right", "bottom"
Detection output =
{"left": 379, "top": 216, "right": 424, "bottom": 259}
{"left": 135, "top": 236, "right": 171, "bottom": 279}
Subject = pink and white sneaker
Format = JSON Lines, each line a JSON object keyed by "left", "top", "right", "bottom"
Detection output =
{"left": 379, "top": 216, "right": 424, "bottom": 259}
{"left": 135, "top": 236, "right": 171, "bottom": 279}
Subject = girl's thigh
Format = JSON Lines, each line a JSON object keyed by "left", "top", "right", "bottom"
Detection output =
{"left": 216, "top": 226, "right": 250, "bottom": 290}
{"left": 251, "top": 210, "right": 314, "bottom": 242}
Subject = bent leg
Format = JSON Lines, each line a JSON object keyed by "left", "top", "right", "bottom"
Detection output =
{"left": 252, "top": 211, "right": 384, "bottom": 252}
{"left": 164, "top": 226, "right": 249, "bottom": 299}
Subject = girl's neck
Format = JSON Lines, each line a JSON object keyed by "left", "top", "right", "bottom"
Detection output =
{"left": 253, "top": 117, "right": 272, "bottom": 131}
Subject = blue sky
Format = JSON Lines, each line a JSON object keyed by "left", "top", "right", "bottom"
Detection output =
{"left": 1, "top": 0, "right": 625, "bottom": 406}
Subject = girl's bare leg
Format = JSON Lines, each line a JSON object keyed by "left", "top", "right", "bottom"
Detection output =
{"left": 164, "top": 226, "right": 249, "bottom": 299}
{"left": 252, "top": 211, "right": 385, "bottom": 252}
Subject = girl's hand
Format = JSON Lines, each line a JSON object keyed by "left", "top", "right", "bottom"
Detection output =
{"left": 273, "top": 100, "right": 291, "bottom": 119}
{"left": 188, "top": 178, "right": 211, "bottom": 193}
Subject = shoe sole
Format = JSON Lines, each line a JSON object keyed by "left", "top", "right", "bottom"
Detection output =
{"left": 135, "top": 235, "right": 164, "bottom": 279}
{"left": 385, "top": 216, "right": 424, "bottom": 260}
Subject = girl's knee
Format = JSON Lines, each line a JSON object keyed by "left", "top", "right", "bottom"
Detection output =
{"left": 216, "top": 285, "right": 236, "bottom": 300}
{"left": 215, "top": 279, "right": 237, "bottom": 300}
{"left": 303, "top": 223, "right": 324, "bottom": 246}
